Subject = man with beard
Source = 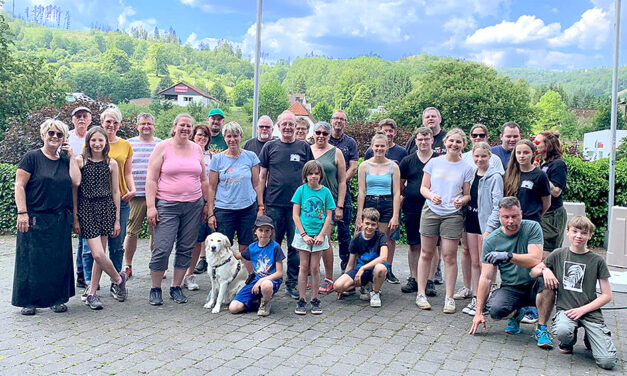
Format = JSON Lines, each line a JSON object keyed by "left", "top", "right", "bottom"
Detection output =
{"left": 491, "top": 122, "right": 522, "bottom": 168}
{"left": 207, "top": 108, "right": 227, "bottom": 153}
{"left": 244, "top": 115, "right": 274, "bottom": 157}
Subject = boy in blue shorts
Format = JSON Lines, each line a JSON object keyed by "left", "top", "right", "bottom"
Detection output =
{"left": 229, "top": 215, "right": 285, "bottom": 317}
{"left": 334, "top": 208, "right": 388, "bottom": 307}
{"left": 532, "top": 216, "right": 617, "bottom": 369}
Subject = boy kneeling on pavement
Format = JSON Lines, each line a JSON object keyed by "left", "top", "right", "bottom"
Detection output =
{"left": 531, "top": 216, "right": 617, "bottom": 370}
{"left": 334, "top": 208, "right": 388, "bottom": 307}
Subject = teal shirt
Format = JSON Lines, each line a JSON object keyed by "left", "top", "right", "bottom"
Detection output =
{"left": 481, "top": 220, "right": 543, "bottom": 286}
{"left": 291, "top": 184, "right": 336, "bottom": 235}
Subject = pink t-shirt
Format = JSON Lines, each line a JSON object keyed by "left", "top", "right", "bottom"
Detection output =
{"left": 156, "top": 140, "right": 203, "bottom": 202}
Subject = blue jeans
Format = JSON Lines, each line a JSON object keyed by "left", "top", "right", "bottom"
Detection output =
{"left": 265, "top": 205, "right": 298, "bottom": 289}
{"left": 76, "top": 236, "right": 85, "bottom": 274}
{"left": 82, "top": 200, "right": 130, "bottom": 283}
{"left": 336, "top": 201, "right": 353, "bottom": 266}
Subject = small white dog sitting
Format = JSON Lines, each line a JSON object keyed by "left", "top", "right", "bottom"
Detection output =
{"left": 203, "top": 232, "right": 248, "bottom": 313}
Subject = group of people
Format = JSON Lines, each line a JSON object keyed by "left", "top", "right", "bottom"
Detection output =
{"left": 12, "top": 105, "right": 616, "bottom": 369}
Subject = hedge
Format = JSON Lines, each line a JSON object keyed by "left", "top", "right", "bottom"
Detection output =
{"left": 1, "top": 156, "right": 624, "bottom": 246}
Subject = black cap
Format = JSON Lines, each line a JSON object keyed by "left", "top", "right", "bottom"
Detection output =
{"left": 254, "top": 215, "right": 274, "bottom": 229}
{"left": 72, "top": 106, "right": 92, "bottom": 116}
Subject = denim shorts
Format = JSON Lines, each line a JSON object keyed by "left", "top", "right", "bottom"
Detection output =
{"left": 291, "top": 232, "right": 329, "bottom": 252}
{"left": 364, "top": 195, "right": 393, "bottom": 223}
{"left": 345, "top": 263, "right": 389, "bottom": 285}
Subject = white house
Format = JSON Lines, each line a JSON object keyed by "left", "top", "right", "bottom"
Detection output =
{"left": 582, "top": 129, "right": 627, "bottom": 160}
{"left": 157, "top": 82, "right": 219, "bottom": 107}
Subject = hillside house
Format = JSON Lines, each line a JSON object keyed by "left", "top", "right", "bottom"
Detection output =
{"left": 157, "top": 82, "right": 219, "bottom": 107}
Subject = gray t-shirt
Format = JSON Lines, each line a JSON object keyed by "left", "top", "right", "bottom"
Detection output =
{"left": 482, "top": 220, "right": 543, "bottom": 286}
{"left": 209, "top": 150, "right": 260, "bottom": 210}
{"left": 545, "top": 247, "right": 611, "bottom": 324}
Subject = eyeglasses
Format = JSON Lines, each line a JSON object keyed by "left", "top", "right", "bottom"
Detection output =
{"left": 471, "top": 133, "right": 487, "bottom": 139}
{"left": 195, "top": 133, "right": 209, "bottom": 138}
{"left": 331, "top": 117, "right": 347, "bottom": 122}
{"left": 280, "top": 122, "right": 295, "bottom": 127}
{"left": 315, "top": 131, "right": 329, "bottom": 136}
{"left": 74, "top": 113, "right": 90, "bottom": 119}
{"left": 47, "top": 130, "right": 64, "bottom": 138}
{"left": 258, "top": 125, "right": 272, "bottom": 130}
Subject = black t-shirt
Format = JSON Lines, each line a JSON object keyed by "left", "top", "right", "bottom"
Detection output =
{"left": 364, "top": 144, "right": 407, "bottom": 164}
{"left": 243, "top": 138, "right": 271, "bottom": 157}
{"left": 259, "top": 139, "right": 314, "bottom": 207}
{"left": 517, "top": 168, "right": 551, "bottom": 224}
{"left": 399, "top": 151, "right": 432, "bottom": 213}
{"left": 405, "top": 130, "right": 447, "bottom": 156}
{"left": 541, "top": 158, "right": 567, "bottom": 211}
{"left": 349, "top": 230, "right": 387, "bottom": 268}
{"left": 468, "top": 171, "right": 480, "bottom": 211}
{"left": 17, "top": 149, "right": 73, "bottom": 213}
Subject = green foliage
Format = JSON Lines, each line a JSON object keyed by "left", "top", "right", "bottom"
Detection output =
{"left": 211, "top": 82, "right": 227, "bottom": 103}
{"left": 345, "top": 100, "right": 369, "bottom": 123}
{"left": 617, "top": 136, "right": 627, "bottom": 161}
{"left": 147, "top": 43, "right": 168, "bottom": 76}
{"left": 112, "top": 33, "right": 135, "bottom": 57}
{"left": 101, "top": 48, "right": 131, "bottom": 74}
{"left": 532, "top": 90, "right": 577, "bottom": 134}
{"left": 592, "top": 101, "right": 626, "bottom": 132}
{"left": 230, "top": 79, "right": 253, "bottom": 106}
{"left": 154, "top": 74, "right": 173, "bottom": 95}
{"left": 259, "top": 80, "right": 289, "bottom": 121}
{"left": 0, "top": 163, "right": 17, "bottom": 233}
{"left": 375, "top": 68, "right": 412, "bottom": 104}
{"left": 312, "top": 101, "right": 333, "bottom": 123}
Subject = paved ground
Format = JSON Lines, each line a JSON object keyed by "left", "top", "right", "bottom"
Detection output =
{"left": 0, "top": 235, "right": 624, "bottom": 375}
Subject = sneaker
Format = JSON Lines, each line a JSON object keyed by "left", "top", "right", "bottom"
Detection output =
{"left": 169, "top": 286, "right": 188, "bottom": 304}
{"left": 310, "top": 298, "right": 322, "bottom": 315}
{"left": 194, "top": 257, "right": 208, "bottom": 274}
{"left": 81, "top": 285, "right": 90, "bottom": 302}
{"left": 443, "top": 297, "right": 456, "bottom": 314}
{"left": 50, "top": 304, "right": 67, "bottom": 313}
{"left": 295, "top": 298, "right": 307, "bottom": 315}
{"left": 149, "top": 287, "right": 163, "bottom": 306}
{"left": 462, "top": 297, "right": 477, "bottom": 315}
{"left": 257, "top": 299, "right": 272, "bottom": 316}
{"left": 401, "top": 277, "right": 418, "bottom": 293}
{"left": 340, "top": 260, "right": 348, "bottom": 272}
{"left": 453, "top": 286, "right": 473, "bottom": 300}
{"left": 76, "top": 272, "right": 87, "bottom": 289}
{"left": 286, "top": 285, "right": 300, "bottom": 300}
{"left": 521, "top": 306, "right": 539, "bottom": 324}
{"left": 359, "top": 282, "right": 372, "bottom": 301}
{"left": 558, "top": 343, "right": 574, "bottom": 354}
{"left": 342, "top": 287, "right": 356, "bottom": 296}
{"left": 416, "top": 294, "right": 431, "bottom": 310}
{"left": 123, "top": 265, "right": 133, "bottom": 279}
{"left": 386, "top": 266, "right": 400, "bottom": 284}
{"left": 434, "top": 262, "right": 443, "bottom": 284}
{"left": 183, "top": 275, "right": 199, "bottom": 291}
{"left": 370, "top": 291, "right": 381, "bottom": 308}
{"left": 86, "top": 294, "right": 103, "bottom": 310}
{"left": 536, "top": 326, "right": 554, "bottom": 349}
{"left": 504, "top": 310, "right": 524, "bottom": 334}
{"left": 21, "top": 306, "right": 36, "bottom": 315}
{"left": 110, "top": 272, "right": 128, "bottom": 302}
{"left": 425, "top": 280, "right": 437, "bottom": 297}
{"left": 318, "top": 278, "right": 334, "bottom": 294}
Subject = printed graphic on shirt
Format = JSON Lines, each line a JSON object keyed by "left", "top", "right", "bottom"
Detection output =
{"left": 254, "top": 254, "right": 271, "bottom": 277}
{"left": 521, "top": 180, "right": 534, "bottom": 189}
{"left": 303, "top": 196, "right": 325, "bottom": 220}
{"left": 358, "top": 244, "right": 378, "bottom": 267}
{"left": 290, "top": 154, "right": 301, "bottom": 162}
{"left": 563, "top": 261, "right": 586, "bottom": 293}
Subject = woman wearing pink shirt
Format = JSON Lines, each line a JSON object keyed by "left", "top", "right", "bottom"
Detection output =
{"left": 145, "top": 113, "right": 209, "bottom": 306}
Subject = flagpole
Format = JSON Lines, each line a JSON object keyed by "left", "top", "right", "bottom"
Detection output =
{"left": 608, "top": 0, "right": 621, "bottom": 232}
{"left": 252, "top": 0, "right": 262, "bottom": 138}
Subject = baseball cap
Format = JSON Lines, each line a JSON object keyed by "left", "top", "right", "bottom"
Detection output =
{"left": 254, "top": 215, "right": 274, "bottom": 229}
{"left": 72, "top": 107, "right": 92, "bottom": 116}
{"left": 208, "top": 108, "right": 225, "bottom": 118}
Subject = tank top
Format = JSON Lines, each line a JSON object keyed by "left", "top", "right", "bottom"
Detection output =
{"left": 156, "top": 140, "right": 203, "bottom": 202}
{"left": 365, "top": 161, "right": 392, "bottom": 196}
{"left": 318, "top": 147, "right": 339, "bottom": 201}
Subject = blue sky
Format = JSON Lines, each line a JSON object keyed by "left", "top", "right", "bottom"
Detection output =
{"left": 4, "top": 0, "right": 627, "bottom": 70}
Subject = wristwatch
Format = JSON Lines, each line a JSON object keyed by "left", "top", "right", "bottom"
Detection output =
{"left": 507, "top": 251, "right": 514, "bottom": 261}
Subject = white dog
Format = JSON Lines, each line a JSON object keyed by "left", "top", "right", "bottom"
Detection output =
{"left": 203, "top": 232, "right": 248, "bottom": 313}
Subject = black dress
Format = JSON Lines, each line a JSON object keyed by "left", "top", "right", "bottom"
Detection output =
{"left": 77, "top": 159, "right": 116, "bottom": 239}
{"left": 12, "top": 150, "right": 75, "bottom": 308}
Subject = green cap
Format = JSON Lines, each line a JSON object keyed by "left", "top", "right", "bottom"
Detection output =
{"left": 208, "top": 108, "right": 225, "bottom": 118}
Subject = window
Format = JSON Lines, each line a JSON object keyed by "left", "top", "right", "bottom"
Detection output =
{"left": 183, "top": 96, "right": 193, "bottom": 102}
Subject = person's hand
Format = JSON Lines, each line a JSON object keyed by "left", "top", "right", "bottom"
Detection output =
{"left": 314, "top": 233, "right": 325, "bottom": 246}
{"left": 469, "top": 312, "right": 487, "bottom": 335}
{"left": 481, "top": 232, "right": 490, "bottom": 242}
{"left": 564, "top": 307, "right": 586, "bottom": 321}
{"left": 112, "top": 220, "right": 121, "bottom": 238}
{"left": 485, "top": 251, "right": 509, "bottom": 265}
{"left": 355, "top": 217, "right": 362, "bottom": 232}
{"left": 202, "top": 204, "right": 208, "bottom": 223}
{"left": 73, "top": 217, "right": 81, "bottom": 235}
{"left": 430, "top": 193, "right": 442, "bottom": 205}
{"left": 543, "top": 268, "right": 559, "bottom": 290}
{"left": 355, "top": 268, "right": 364, "bottom": 283}
{"left": 334, "top": 207, "right": 344, "bottom": 222}
{"left": 388, "top": 216, "right": 399, "bottom": 232}
{"left": 147, "top": 207, "right": 159, "bottom": 227}
{"left": 61, "top": 141, "right": 72, "bottom": 158}
{"left": 257, "top": 207, "right": 264, "bottom": 217}
{"left": 208, "top": 216, "right": 217, "bottom": 231}
{"left": 453, "top": 197, "right": 463, "bottom": 209}
{"left": 304, "top": 234, "right": 314, "bottom": 245}
{"left": 121, "top": 190, "right": 136, "bottom": 203}
{"left": 17, "top": 213, "right": 29, "bottom": 233}
{"left": 252, "top": 277, "right": 266, "bottom": 295}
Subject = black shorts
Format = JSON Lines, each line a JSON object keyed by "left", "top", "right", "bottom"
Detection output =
{"left": 365, "top": 195, "right": 393, "bottom": 223}
{"left": 464, "top": 209, "right": 481, "bottom": 234}
{"left": 215, "top": 202, "right": 258, "bottom": 246}
{"left": 403, "top": 211, "right": 422, "bottom": 245}
{"left": 486, "top": 278, "right": 545, "bottom": 320}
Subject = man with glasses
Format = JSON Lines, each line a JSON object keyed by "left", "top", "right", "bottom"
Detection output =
{"left": 328, "top": 110, "right": 359, "bottom": 271}
{"left": 244, "top": 115, "right": 274, "bottom": 157}
{"left": 491, "top": 121, "right": 522, "bottom": 168}
{"left": 405, "top": 107, "right": 447, "bottom": 156}
{"left": 207, "top": 108, "right": 227, "bottom": 153}
{"left": 259, "top": 111, "right": 314, "bottom": 299}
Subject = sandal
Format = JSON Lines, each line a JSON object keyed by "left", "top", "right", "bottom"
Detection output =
{"left": 21, "top": 306, "right": 36, "bottom": 315}
{"left": 50, "top": 304, "right": 68, "bottom": 313}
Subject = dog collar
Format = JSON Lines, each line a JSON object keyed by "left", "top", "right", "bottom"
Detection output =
{"left": 214, "top": 256, "right": 232, "bottom": 269}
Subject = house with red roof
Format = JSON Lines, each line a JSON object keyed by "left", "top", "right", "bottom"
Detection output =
{"left": 157, "top": 81, "right": 220, "bottom": 107}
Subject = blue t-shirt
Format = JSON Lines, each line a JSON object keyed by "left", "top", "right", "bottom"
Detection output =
{"left": 349, "top": 230, "right": 387, "bottom": 268}
{"left": 491, "top": 145, "right": 512, "bottom": 169}
{"left": 241, "top": 240, "right": 285, "bottom": 277}
{"left": 291, "top": 184, "right": 336, "bottom": 235}
{"left": 210, "top": 150, "right": 260, "bottom": 210}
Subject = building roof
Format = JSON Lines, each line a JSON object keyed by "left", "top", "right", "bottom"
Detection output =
{"left": 288, "top": 101, "right": 316, "bottom": 123}
{"left": 156, "top": 81, "right": 220, "bottom": 102}
{"left": 129, "top": 98, "right": 153, "bottom": 106}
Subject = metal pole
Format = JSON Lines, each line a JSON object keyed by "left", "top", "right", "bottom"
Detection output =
{"left": 608, "top": 0, "right": 621, "bottom": 229}
{"left": 252, "top": 0, "right": 262, "bottom": 138}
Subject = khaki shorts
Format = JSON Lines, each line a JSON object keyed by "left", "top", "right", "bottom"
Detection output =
{"left": 419, "top": 205, "right": 463, "bottom": 240}
{"left": 127, "top": 196, "right": 153, "bottom": 236}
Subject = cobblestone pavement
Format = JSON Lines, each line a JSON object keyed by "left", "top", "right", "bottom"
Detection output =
{"left": 0, "top": 235, "right": 624, "bottom": 375}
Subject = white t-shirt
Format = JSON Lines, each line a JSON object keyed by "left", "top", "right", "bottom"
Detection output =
{"left": 68, "top": 130, "right": 85, "bottom": 155}
{"left": 423, "top": 155, "right": 474, "bottom": 216}
{"left": 462, "top": 151, "right": 505, "bottom": 175}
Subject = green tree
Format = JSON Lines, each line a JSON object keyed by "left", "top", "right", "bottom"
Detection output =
{"left": 101, "top": 48, "right": 131, "bottom": 74}
{"left": 147, "top": 43, "right": 168, "bottom": 76}
{"left": 532, "top": 90, "right": 577, "bottom": 134}
{"left": 592, "top": 101, "right": 626, "bottom": 131}
{"left": 119, "top": 69, "right": 150, "bottom": 101}
{"left": 230, "top": 79, "right": 253, "bottom": 106}
{"left": 345, "top": 100, "right": 369, "bottom": 123}
{"left": 312, "top": 101, "right": 333, "bottom": 123}
{"left": 376, "top": 68, "right": 413, "bottom": 104}
{"left": 113, "top": 33, "right": 135, "bottom": 57}
{"left": 210, "top": 82, "right": 227, "bottom": 103}
{"left": 616, "top": 136, "right": 627, "bottom": 161}
{"left": 93, "top": 32, "right": 106, "bottom": 52}
{"left": 49, "top": 35, "right": 68, "bottom": 50}
{"left": 154, "top": 74, "right": 174, "bottom": 95}
{"left": 259, "top": 80, "right": 289, "bottom": 121}
{"left": 352, "top": 85, "right": 373, "bottom": 108}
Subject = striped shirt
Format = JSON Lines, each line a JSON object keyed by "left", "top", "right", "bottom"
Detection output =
{"left": 128, "top": 136, "right": 161, "bottom": 197}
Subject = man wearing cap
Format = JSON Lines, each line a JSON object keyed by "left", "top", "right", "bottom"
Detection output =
{"left": 207, "top": 108, "right": 227, "bottom": 153}
{"left": 68, "top": 106, "right": 92, "bottom": 289}
{"left": 244, "top": 115, "right": 275, "bottom": 157}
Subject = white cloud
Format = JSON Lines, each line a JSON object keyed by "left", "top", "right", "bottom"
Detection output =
{"left": 117, "top": 5, "right": 136, "bottom": 28}
{"left": 443, "top": 17, "right": 477, "bottom": 35}
{"left": 522, "top": 49, "right": 602, "bottom": 70}
{"left": 421, "top": 0, "right": 508, "bottom": 17}
{"left": 178, "top": 0, "right": 213, "bottom": 12}
{"left": 470, "top": 49, "right": 507, "bottom": 67}
{"left": 548, "top": 8, "right": 610, "bottom": 49}
{"left": 465, "top": 15, "right": 560, "bottom": 46}
{"left": 185, "top": 33, "right": 222, "bottom": 49}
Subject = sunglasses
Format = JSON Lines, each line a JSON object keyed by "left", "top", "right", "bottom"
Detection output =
{"left": 74, "top": 113, "right": 90, "bottom": 119}
{"left": 258, "top": 125, "right": 272, "bottom": 130}
{"left": 48, "top": 130, "right": 64, "bottom": 138}
{"left": 471, "top": 133, "right": 486, "bottom": 139}
{"left": 315, "top": 131, "right": 329, "bottom": 136}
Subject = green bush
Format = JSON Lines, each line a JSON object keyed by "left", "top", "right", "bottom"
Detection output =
{"left": 0, "top": 163, "right": 17, "bottom": 234}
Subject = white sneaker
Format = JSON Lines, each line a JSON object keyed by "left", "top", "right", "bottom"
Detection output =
{"left": 453, "top": 286, "right": 472, "bottom": 300}
{"left": 257, "top": 299, "right": 272, "bottom": 316}
{"left": 370, "top": 291, "right": 381, "bottom": 308}
{"left": 443, "top": 297, "right": 456, "bottom": 314}
{"left": 359, "top": 282, "right": 372, "bottom": 301}
{"left": 462, "top": 297, "right": 477, "bottom": 315}
{"left": 415, "top": 294, "right": 431, "bottom": 310}
{"left": 183, "top": 275, "right": 199, "bottom": 291}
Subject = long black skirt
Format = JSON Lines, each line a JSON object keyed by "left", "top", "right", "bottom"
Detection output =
{"left": 12, "top": 210, "right": 75, "bottom": 308}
